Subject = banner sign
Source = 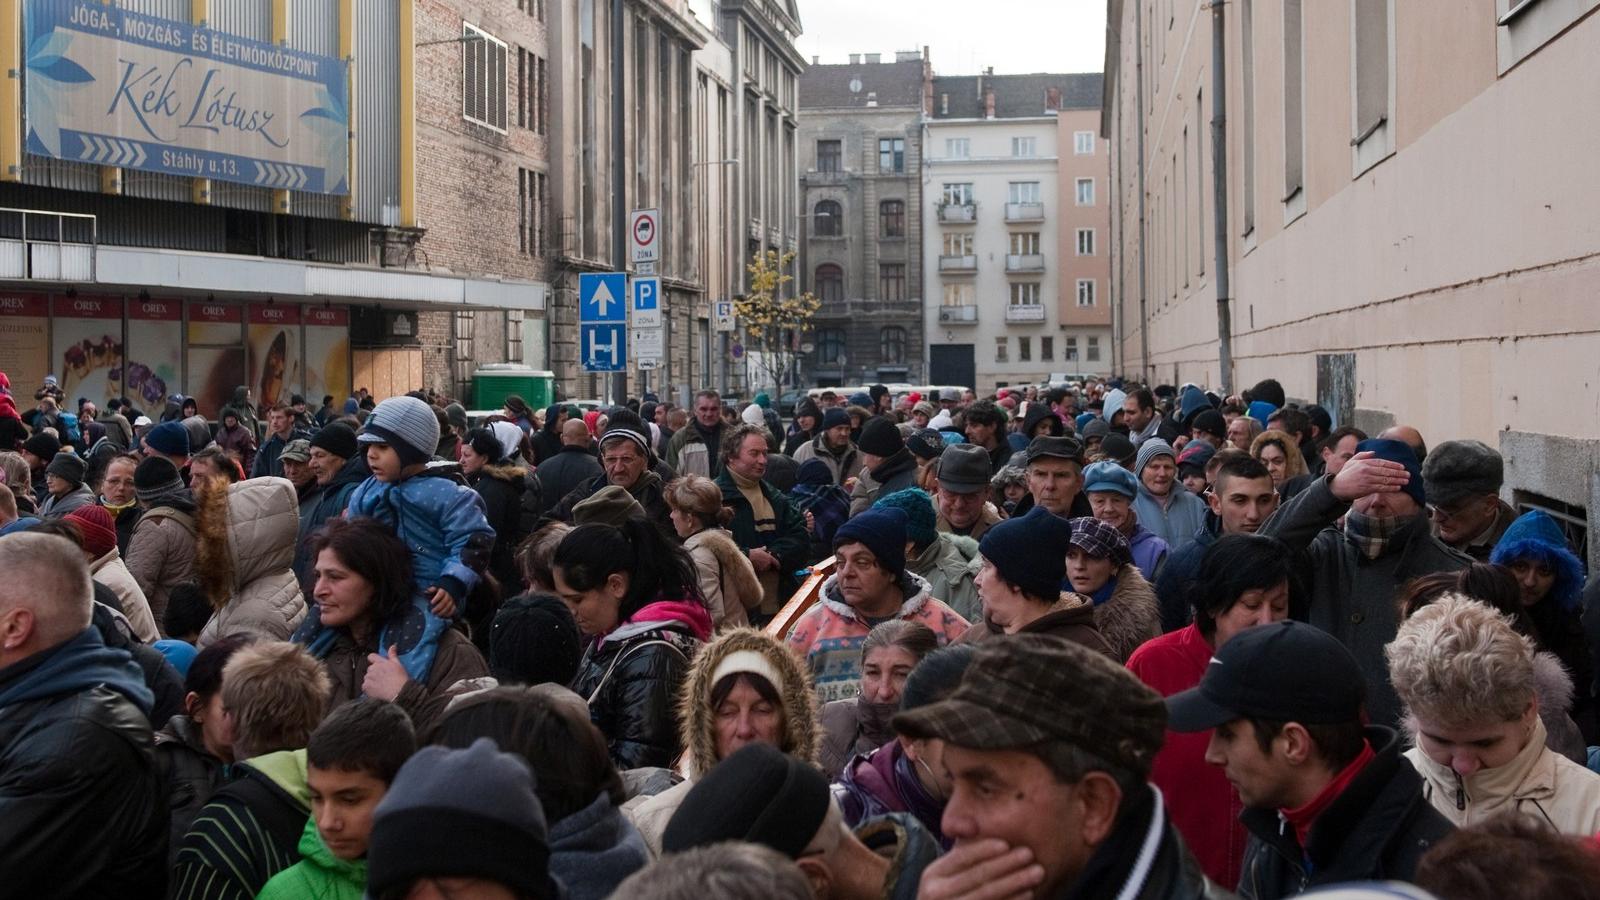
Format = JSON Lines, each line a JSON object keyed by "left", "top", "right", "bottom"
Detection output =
{"left": 23, "top": 0, "right": 350, "bottom": 194}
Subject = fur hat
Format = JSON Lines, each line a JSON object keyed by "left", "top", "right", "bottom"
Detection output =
{"left": 678, "top": 628, "right": 818, "bottom": 775}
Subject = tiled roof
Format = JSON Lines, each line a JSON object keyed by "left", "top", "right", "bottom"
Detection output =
{"left": 931, "top": 72, "right": 1103, "bottom": 119}
{"left": 801, "top": 60, "right": 926, "bottom": 110}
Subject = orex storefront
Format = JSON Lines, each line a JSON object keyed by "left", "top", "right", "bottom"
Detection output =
{"left": 0, "top": 0, "right": 545, "bottom": 409}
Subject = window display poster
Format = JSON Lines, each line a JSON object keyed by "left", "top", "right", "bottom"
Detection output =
{"left": 126, "top": 297, "right": 181, "bottom": 411}
{"left": 51, "top": 294, "right": 124, "bottom": 406}
{"left": 188, "top": 300, "right": 243, "bottom": 345}
{"left": 304, "top": 306, "right": 350, "bottom": 407}
{"left": 186, "top": 302, "right": 244, "bottom": 417}
{"left": 248, "top": 304, "right": 302, "bottom": 410}
{"left": 0, "top": 294, "right": 50, "bottom": 399}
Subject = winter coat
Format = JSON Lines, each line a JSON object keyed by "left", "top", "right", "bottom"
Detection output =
{"left": 1238, "top": 727, "right": 1453, "bottom": 900}
{"left": 257, "top": 817, "right": 365, "bottom": 900}
{"left": 1154, "top": 515, "right": 1220, "bottom": 632}
{"left": 551, "top": 470, "right": 674, "bottom": 533}
{"left": 250, "top": 428, "right": 309, "bottom": 479}
{"left": 155, "top": 714, "right": 226, "bottom": 868}
{"left": 90, "top": 547, "right": 160, "bottom": 642}
{"left": 1128, "top": 521, "right": 1171, "bottom": 582}
{"left": 1127, "top": 623, "right": 1247, "bottom": 888}
{"left": 530, "top": 405, "right": 565, "bottom": 464}
{"left": 1262, "top": 475, "right": 1472, "bottom": 726}
{"left": 220, "top": 387, "right": 259, "bottom": 439}
{"left": 908, "top": 531, "right": 984, "bottom": 623}
{"left": 471, "top": 461, "right": 530, "bottom": 595}
{"left": 550, "top": 793, "right": 650, "bottom": 900}
{"left": 848, "top": 449, "right": 919, "bottom": 517}
{"left": 294, "top": 452, "right": 367, "bottom": 590}
{"left": 684, "top": 527, "right": 763, "bottom": 630}
{"left": 346, "top": 469, "right": 494, "bottom": 603}
{"left": 319, "top": 625, "right": 489, "bottom": 737}
{"left": 857, "top": 813, "right": 947, "bottom": 900}
{"left": 39, "top": 482, "right": 95, "bottom": 517}
{"left": 570, "top": 597, "right": 710, "bottom": 771}
{"left": 627, "top": 627, "right": 818, "bottom": 856}
{"left": 170, "top": 748, "right": 311, "bottom": 900}
{"left": 786, "top": 572, "right": 969, "bottom": 703}
{"left": 1532, "top": 650, "right": 1590, "bottom": 763}
{"left": 834, "top": 740, "right": 948, "bottom": 846}
{"left": 1091, "top": 565, "right": 1164, "bottom": 663}
{"left": 790, "top": 480, "right": 853, "bottom": 560}
{"left": 717, "top": 470, "right": 811, "bottom": 604}
{"left": 195, "top": 477, "right": 308, "bottom": 647}
{"left": 1051, "top": 786, "right": 1231, "bottom": 900}
{"left": 214, "top": 422, "right": 257, "bottom": 475}
{"left": 666, "top": 421, "right": 726, "bottom": 478}
{"left": 0, "top": 628, "right": 166, "bottom": 899}
{"left": 959, "top": 594, "right": 1115, "bottom": 659}
{"left": 1407, "top": 715, "right": 1600, "bottom": 836}
{"left": 937, "top": 503, "right": 1003, "bottom": 541}
{"left": 107, "top": 501, "right": 142, "bottom": 556}
{"left": 793, "top": 434, "right": 862, "bottom": 486}
{"left": 91, "top": 595, "right": 187, "bottom": 726}
{"left": 528, "top": 444, "right": 602, "bottom": 520}
{"left": 125, "top": 503, "right": 197, "bottom": 630}
{"left": 1443, "top": 497, "right": 1518, "bottom": 561}
{"left": 1133, "top": 484, "right": 1209, "bottom": 554}
{"left": 818, "top": 696, "right": 890, "bottom": 779}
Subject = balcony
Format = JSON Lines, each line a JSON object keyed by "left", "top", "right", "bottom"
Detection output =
{"left": 1005, "top": 304, "right": 1046, "bottom": 323}
{"left": 937, "top": 203, "right": 976, "bottom": 223}
{"left": 1005, "top": 202, "right": 1045, "bottom": 222}
{"left": 803, "top": 168, "right": 848, "bottom": 186}
{"left": 938, "top": 254, "right": 977, "bottom": 273}
{"left": 1005, "top": 254, "right": 1046, "bottom": 273}
{"left": 937, "top": 305, "right": 979, "bottom": 325}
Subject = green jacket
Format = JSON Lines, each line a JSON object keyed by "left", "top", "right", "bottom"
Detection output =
{"left": 716, "top": 471, "right": 809, "bottom": 601}
{"left": 910, "top": 532, "right": 984, "bottom": 623}
{"left": 257, "top": 817, "right": 367, "bottom": 900}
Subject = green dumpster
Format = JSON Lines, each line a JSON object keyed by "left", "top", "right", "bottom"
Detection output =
{"left": 472, "top": 365, "right": 554, "bottom": 412}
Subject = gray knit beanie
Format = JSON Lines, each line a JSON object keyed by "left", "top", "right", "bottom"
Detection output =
{"left": 1135, "top": 438, "right": 1176, "bottom": 477}
{"left": 359, "top": 396, "right": 441, "bottom": 467}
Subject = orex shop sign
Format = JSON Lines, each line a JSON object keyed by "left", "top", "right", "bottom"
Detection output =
{"left": 22, "top": 0, "right": 350, "bottom": 194}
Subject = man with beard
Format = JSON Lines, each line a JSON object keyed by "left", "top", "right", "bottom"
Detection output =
{"left": 792, "top": 408, "right": 860, "bottom": 487}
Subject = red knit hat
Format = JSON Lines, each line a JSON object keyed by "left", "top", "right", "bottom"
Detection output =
{"left": 67, "top": 504, "right": 118, "bottom": 558}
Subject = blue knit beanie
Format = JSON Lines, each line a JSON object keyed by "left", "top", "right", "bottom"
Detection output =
{"left": 1355, "top": 438, "right": 1425, "bottom": 510}
{"left": 980, "top": 506, "right": 1074, "bottom": 600}
{"left": 848, "top": 392, "right": 873, "bottom": 408}
{"left": 143, "top": 420, "right": 190, "bottom": 457}
{"left": 821, "top": 408, "right": 850, "bottom": 430}
{"left": 834, "top": 506, "right": 909, "bottom": 575}
{"left": 874, "top": 488, "right": 938, "bottom": 550}
{"left": 1247, "top": 400, "right": 1277, "bottom": 429}
{"left": 359, "top": 396, "right": 441, "bottom": 467}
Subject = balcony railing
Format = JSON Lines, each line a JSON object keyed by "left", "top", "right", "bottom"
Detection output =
{"left": 1005, "top": 254, "right": 1045, "bottom": 272}
{"left": 1005, "top": 202, "right": 1045, "bottom": 222}
{"left": 938, "top": 254, "right": 977, "bottom": 273}
{"left": 804, "top": 168, "right": 848, "bottom": 186}
{"left": 937, "top": 203, "right": 976, "bottom": 223}
{"left": 1005, "top": 304, "right": 1045, "bottom": 323}
{"left": 937, "top": 304, "right": 978, "bottom": 324}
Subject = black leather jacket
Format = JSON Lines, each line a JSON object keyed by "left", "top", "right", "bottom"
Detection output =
{"left": 1054, "top": 786, "right": 1235, "bottom": 900}
{"left": 570, "top": 620, "right": 701, "bottom": 771}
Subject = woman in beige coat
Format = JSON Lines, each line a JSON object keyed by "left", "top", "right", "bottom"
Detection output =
{"left": 664, "top": 475, "right": 763, "bottom": 631}
{"left": 194, "top": 475, "right": 306, "bottom": 646}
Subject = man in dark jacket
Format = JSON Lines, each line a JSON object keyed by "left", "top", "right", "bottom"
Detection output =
{"left": 1156, "top": 455, "right": 1278, "bottom": 631}
{"left": 902, "top": 634, "right": 1223, "bottom": 900}
{"left": 548, "top": 424, "right": 671, "bottom": 531}
{"left": 1167, "top": 621, "right": 1453, "bottom": 899}
{"left": 529, "top": 403, "right": 567, "bottom": 464}
{"left": 250, "top": 403, "right": 310, "bottom": 479}
{"left": 0, "top": 532, "right": 167, "bottom": 898}
{"left": 717, "top": 424, "right": 809, "bottom": 617}
{"left": 525, "top": 418, "right": 602, "bottom": 527}
{"left": 295, "top": 423, "right": 367, "bottom": 590}
{"left": 1420, "top": 439, "right": 1517, "bottom": 562}
{"left": 848, "top": 417, "right": 918, "bottom": 517}
{"left": 792, "top": 407, "right": 861, "bottom": 487}
{"left": 1261, "top": 439, "right": 1471, "bottom": 726}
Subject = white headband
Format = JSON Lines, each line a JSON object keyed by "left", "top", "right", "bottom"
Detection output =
{"left": 710, "top": 649, "right": 785, "bottom": 694}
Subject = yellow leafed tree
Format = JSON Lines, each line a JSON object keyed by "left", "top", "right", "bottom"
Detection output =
{"left": 734, "top": 249, "right": 820, "bottom": 395}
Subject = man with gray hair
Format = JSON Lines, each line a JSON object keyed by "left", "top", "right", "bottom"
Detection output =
{"left": 612, "top": 842, "right": 814, "bottom": 900}
{"left": 1421, "top": 439, "right": 1517, "bottom": 561}
{"left": 0, "top": 532, "right": 167, "bottom": 896}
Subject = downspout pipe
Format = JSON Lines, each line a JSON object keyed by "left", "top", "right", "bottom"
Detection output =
{"left": 1133, "top": 0, "right": 1150, "bottom": 382}
{"left": 1210, "top": 0, "right": 1234, "bottom": 395}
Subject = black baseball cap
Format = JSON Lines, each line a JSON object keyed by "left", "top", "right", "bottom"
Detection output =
{"left": 1166, "top": 621, "right": 1366, "bottom": 732}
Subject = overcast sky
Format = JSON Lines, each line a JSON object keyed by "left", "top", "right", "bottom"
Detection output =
{"left": 795, "top": 0, "right": 1108, "bottom": 75}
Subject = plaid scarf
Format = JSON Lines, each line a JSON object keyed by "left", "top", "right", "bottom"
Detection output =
{"left": 1344, "top": 509, "right": 1403, "bottom": 561}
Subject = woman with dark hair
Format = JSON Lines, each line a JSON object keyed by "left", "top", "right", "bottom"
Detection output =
{"left": 665, "top": 474, "right": 762, "bottom": 630}
{"left": 817, "top": 620, "right": 939, "bottom": 777}
{"left": 626, "top": 627, "right": 817, "bottom": 856}
{"left": 503, "top": 394, "right": 537, "bottom": 435}
{"left": 295, "top": 517, "right": 488, "bottom": 734}
{"left": 1492, "top": 510, "right": 1593, "bottom": 739}
{"left": 431, "top": 686, "right": 649, "bottom": 899}
{"left": 558, "top": 519, "right": 712, "bottom": 771}
{"left": 462, "top": 427, "right": 528, "bottom": 604}
{"left": 1125, "top": 533, "right": 1294, "bottom": 888}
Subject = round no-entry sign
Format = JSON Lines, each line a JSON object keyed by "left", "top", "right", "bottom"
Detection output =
{"left": 631, "top": 209, "right": 659, "bottom": 263}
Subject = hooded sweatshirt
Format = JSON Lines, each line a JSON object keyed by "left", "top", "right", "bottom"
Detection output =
{"left": 170, "top": 748, "right": 311, "bottom": 900}
{"left": 257, "top": 817, "right": 366, "bottom": 900}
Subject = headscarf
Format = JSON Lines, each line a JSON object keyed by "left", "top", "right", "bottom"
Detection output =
{"left": 489, "top": 421, "right": 525, "bottom": 462}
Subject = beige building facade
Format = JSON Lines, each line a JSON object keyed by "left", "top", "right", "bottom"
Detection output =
{"left": 1104, "top": 0, "right": 1600, "bottom": 566}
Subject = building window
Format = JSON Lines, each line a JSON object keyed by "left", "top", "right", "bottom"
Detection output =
{"left": 516, "top": 49, "right": 544, "bottom": 133}
{"left": 1075, "top": 177, "right": 1095, "bottom": 206}
{"left": 942, "top": 183, "right": 974, "bottom": 204}
{"left": 878, "top": 137, "right": 905, "bottom": 173}
{"left": 1009, "top": 232, "right": 1040, "bottom": 255}
{"left": 506, "top": 309, "right": 524, "bottom": 363}
{"left": 815, "top": 264, "right": 844, "bottom": 302}
{"left": 813, "top": 200, "right": 842, "bottom": 236}
{"left": 1074, "top": 131, "right": 1095, "bottom": 154}
{"left": 818, "top": 328, "right": 846, "bottom": 364}
{"left": 1010, "top": 282, "right": 1040, "bottom": 306}
{"left": 879, "top": 263, "right": 906, "bottom": 301}
{"left": 1284, "top": 0, "right": 1305, "bottom": 206}
{"left": 942, "top": 232, "right": 974, "bottom": 256}
{"left": 879, "top": 200, "right": 905, "bottom": 237}
{"left": 1076, "top": 228, "right": 1095, "bottom": 256}
{"left": 995, "top": 336, "right": 1009, "bottom": 362}
{"left": 1352, "top": 0, "right": 1394, "bottom": 171}
{"left": 1008, "top": 181, "right": 1041, "bottom": 203}
{"left": 1065, "top": 336, "right": 1078, "bottom": 360}
{"left": 1087, "top": 336, "right": 1101, "bottom": 362}
{"left": 1497, "top": 0, "right": 1600, "bottom": 74}
{"left": 945, "top": 138, "right": 970, "bottom": 158}
{"left": 942, "top": 283, "right": 974, "bottom": 307}
{"left": 1041, "top": 336, "right": 1054, "bottom": 361}
{"left": 1077, "top": 279, "right": 1096, "bottom": 307}
{"left": 880, "top": 327, "right": 906, "bottom": 365}
{"left": 1018, "top": 336, "right": 1031, "bottom": 362}
{"left": 462, "top": 24, "right": 508, "bottom": 131}
{"left": 816, "top": 139, "right": 841, "bottom": 173}
{"left": 1011, "top": 136, "right": 1037, "bottom": 158}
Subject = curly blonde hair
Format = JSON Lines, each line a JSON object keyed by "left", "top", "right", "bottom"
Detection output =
{"left": 1386, "top": 593, "right": 1536, "bottom": 728}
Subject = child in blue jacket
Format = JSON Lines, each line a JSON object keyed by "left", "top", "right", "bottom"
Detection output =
{"left": 295, "top": 395, "right": 494, "bottom": 682}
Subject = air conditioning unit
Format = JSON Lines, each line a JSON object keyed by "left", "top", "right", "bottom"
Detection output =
{"left": 939, "top": 309, "right": 953, "bottom": 322}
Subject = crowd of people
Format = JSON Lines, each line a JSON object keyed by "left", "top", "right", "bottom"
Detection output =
{"left": 4, "top": 367, "right": 1600, "bottom": 900}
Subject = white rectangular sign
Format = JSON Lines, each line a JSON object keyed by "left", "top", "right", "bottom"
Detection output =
{"left": 632, "top": 327, "right": 664, "bottom": 360}
{"left": 630, "top": 208, "right": 660, "bottom": 264}
{"left": 713, "top": 299, "right": 735, "bottom": 333}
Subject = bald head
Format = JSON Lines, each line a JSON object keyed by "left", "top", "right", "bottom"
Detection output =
{"left": 0, "top": 533, "right": 93, "bottom": 665}
{"left": 1379, "top": 425, "right": 1427, "bottom": 465}
{"left": 561, "top": 418, "right": 593, "bottom": 447}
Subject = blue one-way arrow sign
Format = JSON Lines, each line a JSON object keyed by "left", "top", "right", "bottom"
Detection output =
{"left": 580, "top": 273, "right": 627, "bottom": 323}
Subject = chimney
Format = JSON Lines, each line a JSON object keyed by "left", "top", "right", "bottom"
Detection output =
{"left": 985, "top": 66, "right": 994, "bottom": 76}
{"left": 895, "top": 50, "right": 919, "bottom": 63}
{"left": 849, "top": 53, "right": 861, "bottom": 64}
{"left": 866, "top": 91, "right": 878, "bottom": 107}
{"left": 812, "top": 55, "right": 819, "bottom": 65}
{"left": 1045, "top": 86, "right": 1062, "bottom": 112}
{"left": 865, "top": 53, "right": 881, "bottom": 64}
{"left": 984, "top": 87, "right": 995, "bottom": 119}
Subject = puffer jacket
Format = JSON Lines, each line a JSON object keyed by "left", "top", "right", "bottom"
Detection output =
{"left": 684, "top": 527, "right": 763, "bottom": 630}
{"left": 626, "top": 627, "right": 818, "bottom": 856}
{"left": 908, "top": 531, "right": 984, "bottom": 623}
{"left": 1092, "top": 564, "right": 1164, "bottom": 663}
{"left": 1407, "top": 715, "right": 1600, "bottom": 836}
{"left": 89, "top": 548, "right": 160, "bottom": 642}
{"left": 154, "top": 714, "right": 226, "bottom": 867}
{"left": 570, "top": 596, "right": 711, "bottom": 772}
{"left": 195, "top": 476, "right": 308, "bottom": 647}
{"left": 124, "top": 503, "right": 197, "bottom": 629}
{"left": 470, "top": 461, "right": 529, "bottom": 595}
{"left": 318, "top": 626, "right": 489, "bottom": 737}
